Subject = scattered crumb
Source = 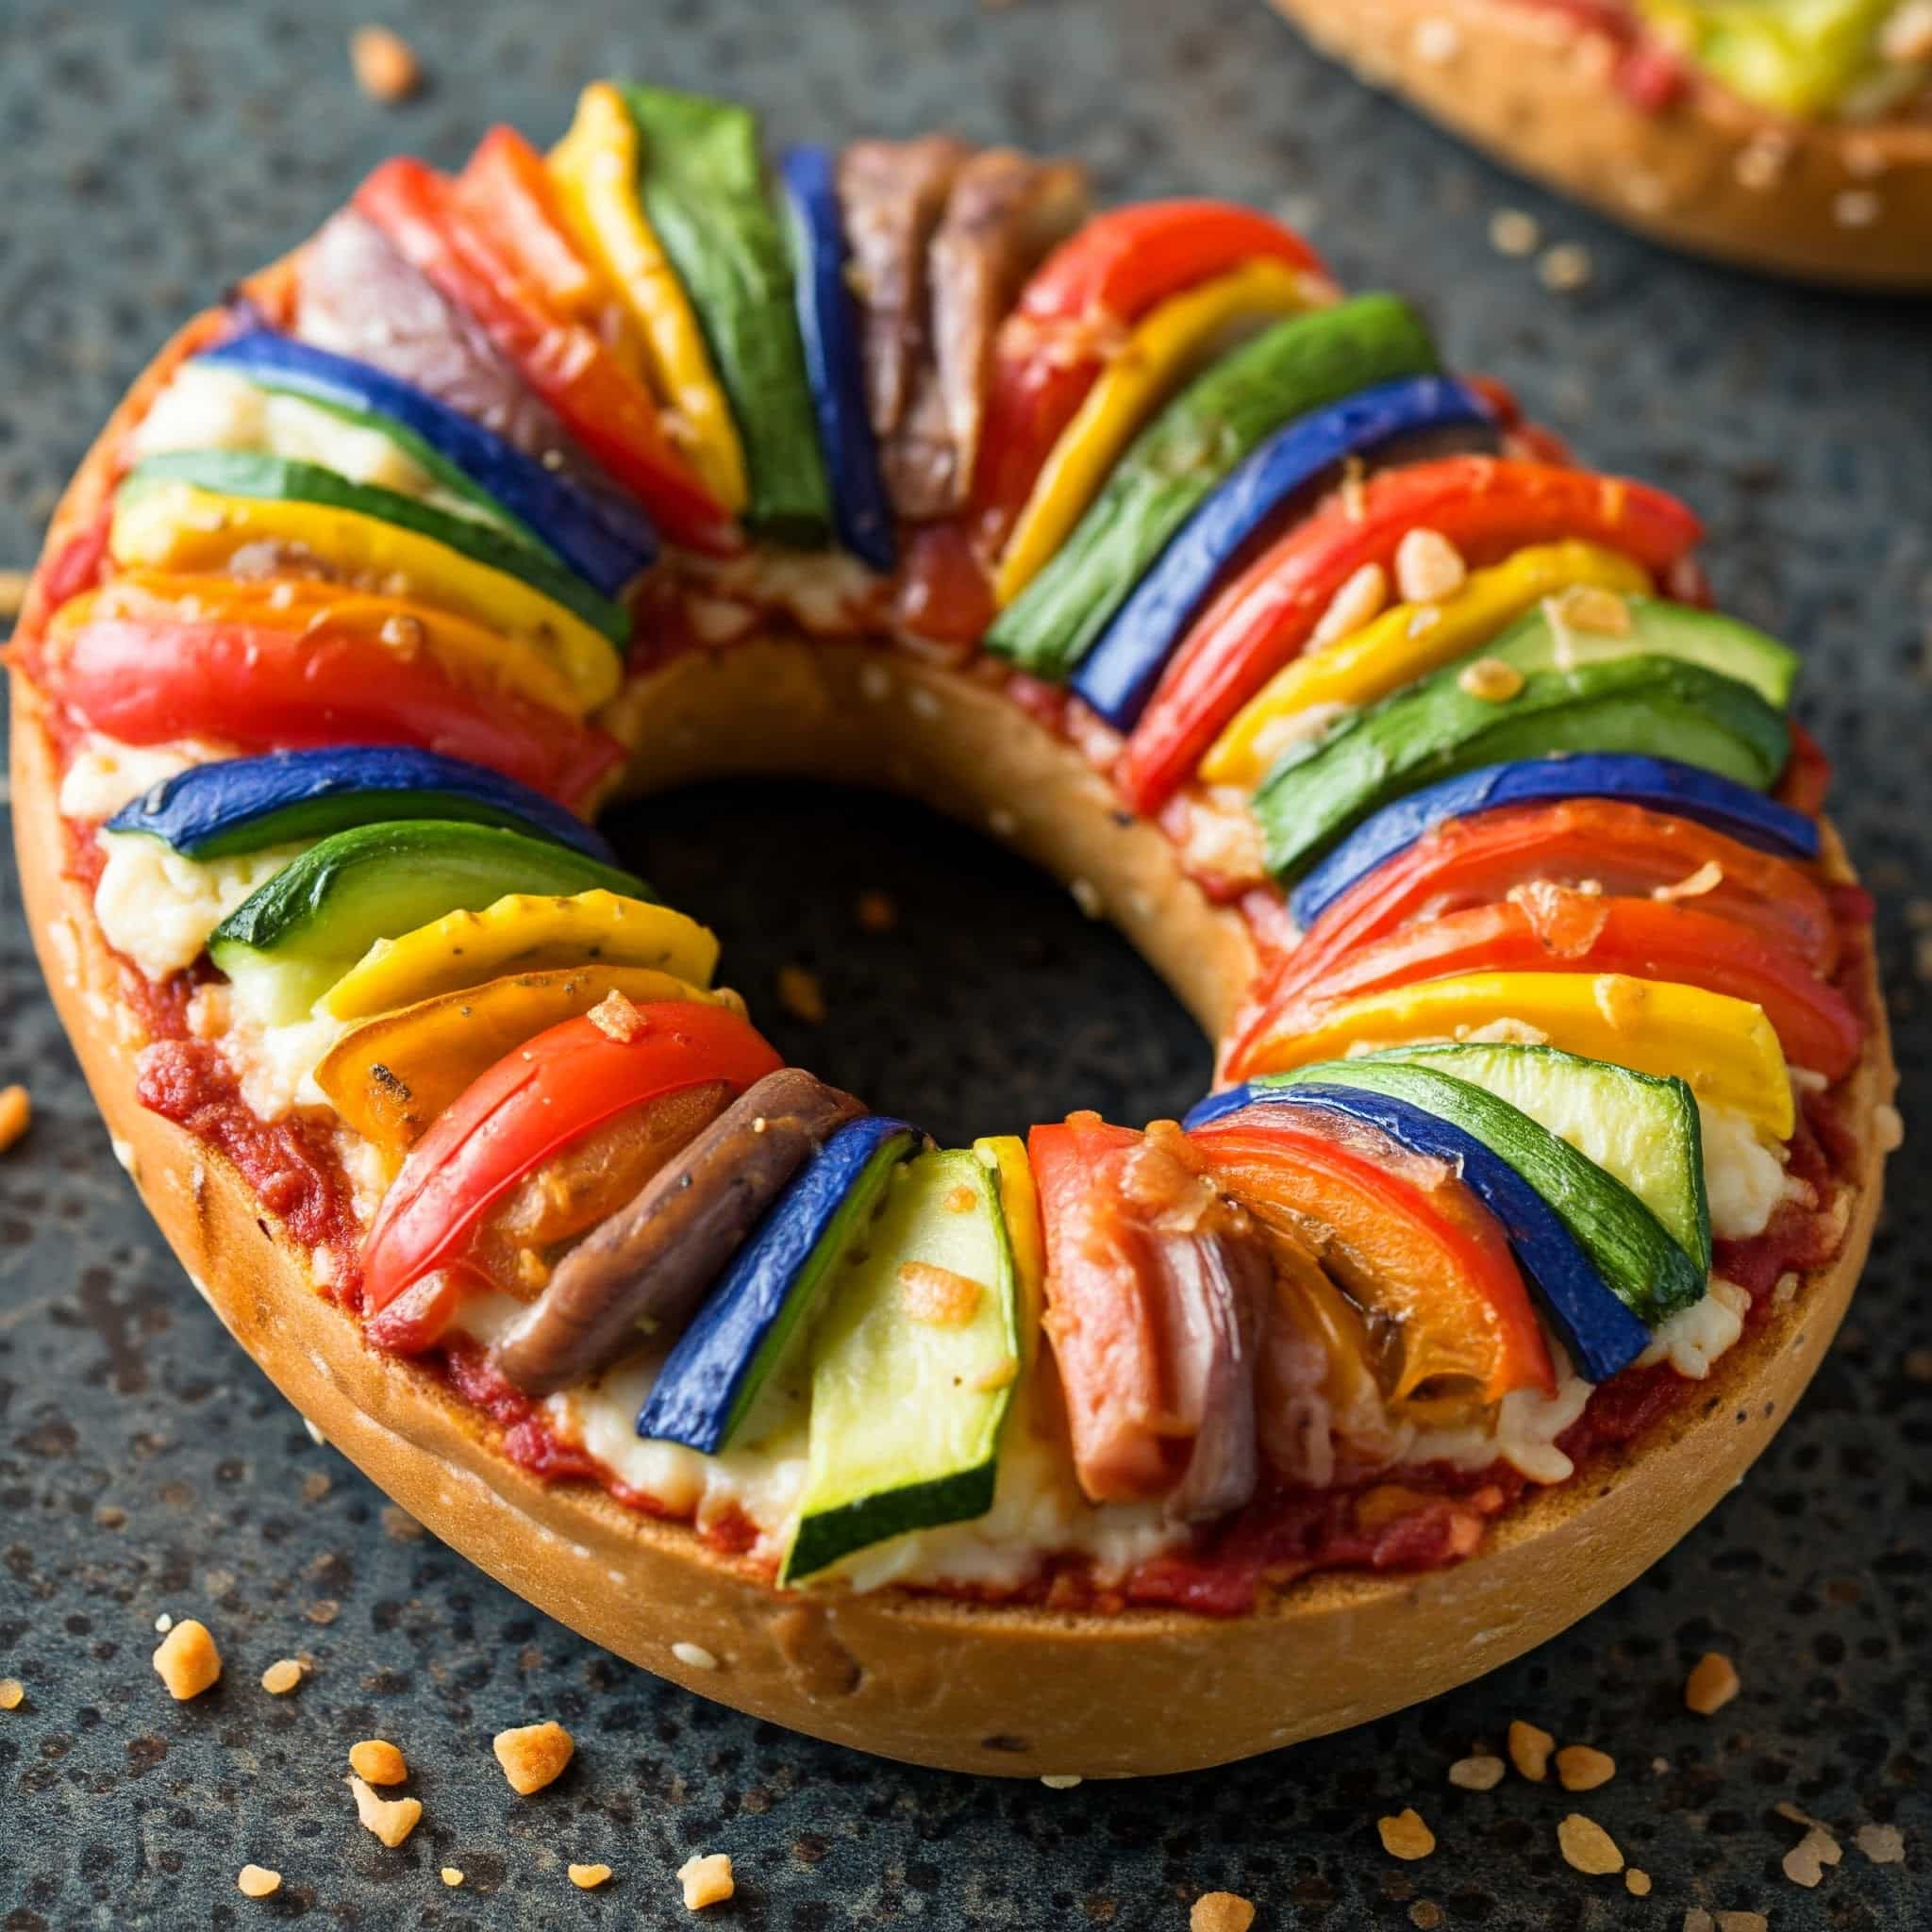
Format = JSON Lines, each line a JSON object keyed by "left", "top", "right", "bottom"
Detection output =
{"left": 0, "top": 568, "right": 29, "bottom": 619}
{"left": 775, "top": 964, "right": 826, "bottom": 1024}
{"left": 1715, "top": 1915, "right": 1770, "bottom": 1932}
{"left": 1489, "top": 208, "right": 1541, "bottom": 257}
{"left": 441, "top": 1867, "right": 465, "bottom": 1887}
{"left": 1377, "top": 1808, "right": 1436, "bottom": 1860}
{"left": 349, "top": 1739, "right": 408, "bottom": 1786}
{"left": 672, "top": 1641, "right": 720, "bottom": 1672}
{"left": 677, "top": 1852, "right": 735, "bottom": 1909}
{"left": 855, "top": 889, "right": 898, "bottom": 933}
{"left": 0, "top": 1679, "right": 23, "bottom": 1711}
{"left": 898, "top": 1259, "right": 984, "bottom": 1326}
{"left": 1556, "top": 1744, "right": 1616, "bottom": 1791}
{"left": 347, "top": 1773, "right": 422, "bottom": 1847}
{"left": 1190, "top": 1891, "right": 1257, "bottom": 1932}
{"left": 1874, "top": 1103, "right": 1904, "bottom": 1153}
{"left": 1507, "top": 1719, "right": 1554, "bottom": 1781}
{"left": 95, "top": 1505, "right": 127, "bottom": 1528}
{"left": 587, "top": 990, "right": 647, "bottom": 1042}
{"left": 1625, "top": 1868, "right": 1652, "bottom": 1895}
{"left": 349, "top": 24, "right": 421, "bottom": 102}
{"left": 1684, "top": 1651, "right": 1740, "bottom": 1715}
{"left": 1447, "top": 1754, "right": 1506, "bottom": 1790}
{"left": 153, "top": 1618, "right": 222, "bottom": 1701}
{"left": 1782, "top": 1825, "right": 1842, "bottom": 1888}
{"left": 1557, "top": 1813, "right": 1623, "bottom": 1875}
{"left": 1394, "top": 527, "right": 1466, "bottom": 605}
{"left": 259, "top": 1658, "right": 304, "bottom": 1696}
{"left": 1040, "top": 1773, "right": 1083, "bottom": 1790}
{"left": 1457, "top": 656, "right": 1525, "bottom": 703}
{"left": 154, "top": 1613, "right": 173, "bottom": 1635}
{"left": 570, "top": 1863, "right": 614, "bottom": 1890}
{"left": 1070, "top": 875, "right": 1103, "bottom": 918}
{"left": 1652, "top": 1756, "right": 1672, "bottom": 1774}
{"left": 236, "top": 1864, "right": 281, "bottom": 1899}
{"left": 1538, "top": 242, "right": 1593, "bottom": 293}
{"left": 300, "top": 1470, "right": 332, "bottom": 1504}
{"left": 380, "top": 1505, "right": 425, "bottom": 1541}
{"left": 494, "top": 1719, "right": 575, "bottom": 1795}
{"left": 0, "top": 1085, "right": 29, "bottom": 1155}
{"left": 1855, "top": 1823, "right": 1905, "bottom": 1864}
{"left": 306, "top": 1600, "right": 341, "bottom": 1627}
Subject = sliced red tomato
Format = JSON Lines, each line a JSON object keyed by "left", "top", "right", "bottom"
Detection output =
{"left": 973, "top": 201, "right": 1328, "bottom": 545}
{"left": 1191, "top": 1109, "right": 1555, "bottom": 1409}
{"left": 891, "top": 517, "right": 997, "bottom": 647}
{"left": 1226, "top": 800, "right": 1841, "bottom": 1078}
{"left": 42, "top": 608, "right": 620, "bottom": 811}
{"left": 362, "top": 1000, "right": 781, "bottom": 1315}
{"left": 1251, "top": 888, "right": 1863, "bottom": 1080}
{"left": 354, "top": 157, "right": 739, "bottom": 556}
{"left": 1116, "top": 457, "right": 1706, "bottom": 814}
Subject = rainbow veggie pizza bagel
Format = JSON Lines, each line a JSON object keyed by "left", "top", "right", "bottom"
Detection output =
{"left": 8, "top": 79, "right": 1896, "bottom": 1777}
{"left": 1266, "top": 0, "right": 1932, "bottom": 289}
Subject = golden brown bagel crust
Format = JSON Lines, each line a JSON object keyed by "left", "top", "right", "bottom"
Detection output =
{"left": 8, "top": 308, "right": 1895, "bottom": 1776}
{"left": 1269, "top": 0, "right": 1932, "bottom": 290}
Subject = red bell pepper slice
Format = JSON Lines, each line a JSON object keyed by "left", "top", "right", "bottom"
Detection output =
{"left": 890, "top": 518, "right": 997, "bottom": 647}
{"left": 1116, "top": 457, "right": 1707, "bottom": 814}
{"left": 43, "top": 611, "right": 620, "bottom": 811}
{"left": 1191, "top": 1111, "right": 1555, "bottom": 1408}
{"left": 1225, "top": 799, "right": 1841, "bottom": 1078}
{"left": 1248, "top": 887, "right": 1863, "bottom": 1080}
{"left": 363, "top": 1000, "right": 782, "bottom": 1314}
{"left": 354, "top": 157, "right": 740, "bottom": 557}
{"left": 973, "top": 202, "right": 1329, "bottom": 544}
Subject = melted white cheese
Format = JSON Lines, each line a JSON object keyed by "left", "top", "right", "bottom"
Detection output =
{"left": 93, "top": 831, "right": 308, "bottom": 982}
{"left": 1698, "top": 1099, "right": 1786, "bottom": 1241}
{"left": 1638, "top": 1276, "right": 1750, "bottom": 1380}
{"left": 58, "top": 735, "right": 210, "bottom": 822}
{"left": 1402, "top": 1351, "right": 1596, "bottom": 1486}
{"left": 133, "top": 362, "right": 495, "bottom": 528}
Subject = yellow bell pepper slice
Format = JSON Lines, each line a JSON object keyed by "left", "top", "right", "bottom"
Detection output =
{"left": 550, "top": 82, "right": 749, "bottom": 515}
{"left": 974, "top": 1131, "right": 1059, "bottom": 1436}
{"left": 1241, "top": 971, "right": 1793, "bottom": 1139}
{"left": 323, "top": 889, "right": 721, "bottom": 1022}
{"left": 110, "top": 481, "right": 623, "bottom": 714}
{"left": 317, "top": 963, "right": 730, "bottom": 1159}
{"left": 1202, "top": 541, "right": 1653, "bottom": 787}
{"left": 992, "top": 258, "right": 1315, "bottom": 608}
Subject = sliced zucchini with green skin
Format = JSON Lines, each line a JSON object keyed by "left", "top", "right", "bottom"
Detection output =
{"left": 621, "top": 84, "right": 832, "bottom": 545}
{"left": 985, "top": 292, "right": 1440, "bottom": 679}
{"left": 1481, "top": 595, "right": 1798, "bottom": 708}
{"left": 1241, "top": 1058, "right": 1706, "bottom": 1324}
{"left": 208, "top": 820, "right": 647, "bottom": 1025}
{"left": 121, "top": 450, "right": 629, "bottom": 648}
{"left": 1356, "top": 1042, "right": 1710, "bottom": 1275}
{"left": 1257, "top": 655, "right": 1791, "bottom": 881}
{"left": 784, "top": 1147, "right": 1020, "bottom": 1584}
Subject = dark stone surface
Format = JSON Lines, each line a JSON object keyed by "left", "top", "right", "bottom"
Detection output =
{"left": 0, "top": 0, "right": 1925, "bottom": 1924}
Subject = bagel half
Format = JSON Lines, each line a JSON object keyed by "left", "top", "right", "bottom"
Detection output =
{"left": 8, "top": 299, "right": 1896, "bottom": 1775}
{"left": 1267, "top": 0, "right": 1932, "bottom": 291}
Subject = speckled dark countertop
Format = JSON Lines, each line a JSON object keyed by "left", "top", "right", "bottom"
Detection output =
{"left": 0, "top": 1, "right": 1926, "bottom": 1924}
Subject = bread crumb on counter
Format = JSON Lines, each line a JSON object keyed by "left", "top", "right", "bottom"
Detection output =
{"left": 0, "top": 1678, "right": 24, "bottom": 1711}
{"left": 1624, "top": 1868, "right": 1652, "bottom": 1896}
{"left": 569, "top": 1863, "right": 614, "bottom": 1890}
{"left": 677, "top": 1852, "right": 735, "bottom": 1909}
{"left": 1489, "top": 208, "right": 1541, "bottom": 257}
{"left": 1507, "top": 1718, "right": 1554, "bottom": 1781}
{"left": 153, "top": 1618, "right": 222, "bottom": 1700}
{"left": 1556, "top": 1813, "right": 1623, "bottom": 1875}
{"left": 493, "top": 1719, "right": 575, "bottom": 1795}
{"left": 855, "top": 889, "right": 898, "bottom": 933}
{"left": 1447, "top": 1753, "right": 1506, "bottom": 1790}
{"left": 236, "top": 1864, "right": 281, "bottom": 1899}
{"left": 1039, "top": 1773, "right": 1082, "bottom": 1790}
{"left": 349, "top": 25, "right": 421, "bottom": 102}
{"left": 440, "top": 1867, "right": 465, "bottom": 1888}
{"left": 775, "top": 964, "right": 827, "bottom": 1024}
{"left": 1377, "top": 1808, "right": 1436, "bottom": 1860}
{"left": 0, "top": 568, "right": 30, "bottom": 620}
{"left": 1855, "top": 1823, "right": 1906, "bottom": 1865}
{"left": 0, "top": 1085, "right": 30, "bottom": 1155}
{"left": 349, "top": 1739, "right": 408, "bottom": 1786}
{"left": 1556, "top": 1744, "right": 1616, "bottom": 1791}
{"left": 347, "top": 1774, "right": 423, "bottom": 1847}
{"left": 1190, "top": 1890, "right": 1257, "bottom": 1932}
{"left": 259, "top": 1658, "right": 304, "bottom": 1696}
{"left": 1684, "top": 1651, "right": 1740, "bottom": 1716}
{"left": 671, "top": 1641, "right": 720, "bottom": 1672}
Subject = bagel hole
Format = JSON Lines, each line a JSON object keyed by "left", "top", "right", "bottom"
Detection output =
{"left": 600, "top": 779, "right": 1212, "bottom": 1147}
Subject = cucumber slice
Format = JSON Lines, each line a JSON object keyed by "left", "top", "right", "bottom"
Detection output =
{"left": 637, "top": 1117, "right": 922, "bottom": 1453}
{"left": 208, "top": 819, "right": 647, "bottom": 1024}
{"left": 784, "top": 1147, "right": 1019, "bottom": 1583}
{"left": 1257, "top": 655, "right": 1791, "bottom": 882}
{"left": 1355, "top": 1042, "right": 1710, "bottom": 1275}
{"left": 1484, "top": 595, "right": 1797, "bottom": 708}
{"left": 985, "top": 292, "right": 1440, "bottom": 679}
{"left": 1228, "top": 1058, "right": 1706, "bottom": 1324}
{"left": 122, "top": 449, "right": 629, "bottom": 648}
